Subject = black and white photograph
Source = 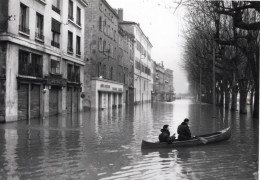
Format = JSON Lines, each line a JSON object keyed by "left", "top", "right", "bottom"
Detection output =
{"left": 0, "top": 0, "right": 259, "bottom": 179}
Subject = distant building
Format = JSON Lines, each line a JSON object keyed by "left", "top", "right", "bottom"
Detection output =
{"left": 152, "top": 61, "right": 165, "bottom": 101}
{"left": 84, "top": 0, "right": 124, "bottom": 110}
{"left": 0, "top": 0, "right": 87, "bottom": 122}
{"left": 119, "top": 10, "right": 153, "bottom": 104}
{"left": 165, "top": 68, "right": 174, "bottom": 101}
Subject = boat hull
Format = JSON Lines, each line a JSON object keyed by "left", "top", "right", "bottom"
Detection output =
{"left": 141, "top": 127, "right": 231, "bottom": 149}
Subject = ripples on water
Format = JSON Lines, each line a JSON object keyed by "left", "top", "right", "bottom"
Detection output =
{"left": 0, "top": 100, "right": 258, "bottom": 180}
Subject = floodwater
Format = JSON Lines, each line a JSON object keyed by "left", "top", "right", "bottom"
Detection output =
{"left": 0, "top": 100, "right": 258, "bottom": 180}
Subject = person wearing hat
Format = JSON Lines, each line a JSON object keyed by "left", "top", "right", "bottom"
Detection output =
{"left": 177, "top": 118, "right": 192, "bottom": 141}
{"left": 159, "top": 124, "right": 176, "bottom": 143}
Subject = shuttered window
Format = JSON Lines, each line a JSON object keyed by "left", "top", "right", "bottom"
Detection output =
{"left": 51, "top": 18, "right": 60, "bottom": 34}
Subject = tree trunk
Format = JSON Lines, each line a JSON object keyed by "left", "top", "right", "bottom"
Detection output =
{"left": 225, "top": 90, "right": 230, "bottom": 110}
{"left": 239, "top": 79, "right": 249, "bottom": 114}
{"left": 249, "top": 87, "right": 254, "bottom": 105}
{"left": 253, "top": 79, "right": 259, "bottom": 118}
{"left": 231, "top": 85, "right": 238, "bottom": 111}
{"left": 220, "top": 88, "right": 224, "bottom": 107}
{"left": 216, "top": 90, "right": 220, "bottom": 106}
{"left": 246, "top": 36, "right": 259, "bottom": 118}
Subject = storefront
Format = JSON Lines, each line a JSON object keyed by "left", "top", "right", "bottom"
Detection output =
{"left": 45, "top": 75, "right": 67, "bottom": 116}
{"left": 91, "top": 78, "right": 124, "bottom": 110}
{"left": 17, "top": 77, "right": 44, "bottom": 120}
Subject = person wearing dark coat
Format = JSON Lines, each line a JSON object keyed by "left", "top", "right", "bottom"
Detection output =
{"left": 159, "top": 125, "right": 176, "bottom": 143}
{"left": 177, "top": 118, "right": 192, "bottom": 141}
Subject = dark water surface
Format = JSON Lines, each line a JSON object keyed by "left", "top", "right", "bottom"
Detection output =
{"left": 0, "top": 100, "right": 258, "bottom": 180}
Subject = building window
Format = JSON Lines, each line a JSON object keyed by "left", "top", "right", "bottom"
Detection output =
{"left": 35, "top": 13, "right": 44, "bottom": 41}
{"left": 113, "top": 47, "right": 116, "bottom": 58}
{"left": 103, "top": 40, "right": 106, "bottom": 53}
{"left": 19, "top": 3, "right": 30, "bottom": 34}
{"left": 19, "top": 50, "right": 43, "bottom": 77}
{"left": 76, "top": 36, "right": 81, "bottom": 56}
{"left": 104, "top": 19, "right": 107, "bottom": 34}
{"left": 98, "top": 63, "right": 102, "bottom": 77}
{"left": 67, "top": 64, "right": 73, "bottom": 81}
{"left": 110, "top": 67, "right": 113, "bottom": 80}
{"left": 98, "top": 37, "right": 103, "bottom": 52}
{"left": 99, "top": 16, "right": 102, "bottom": 31}
{"left": 51, "top": 18, "right": 60, "bottom": 48}
{"left": 76, "top": 7, "right": 81, "bottom": 26}
{"left": 68, "top": 0, "right": 74, "bottom": 21}
{"left": 67, "top": 31, "right": 73, "bottom": 53}
{"left": 51, "top": 59, "right": 60, "bottom": 74}
{"left": 67, "top": 64, "right": 80, "bottom": 82}
{"left": 102, "top": 64, "right": 106, "bottom": 78}
{"left": 114, "top": 30, "right": 116, "bottom": 41}
{"left": 52, "top": 0, "right": 60, "bottom": 14}
{"left": 74, "top": 66, "right": 80, "bottom": 82}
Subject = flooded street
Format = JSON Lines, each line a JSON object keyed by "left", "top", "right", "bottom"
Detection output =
{"left": 0, "top": 100, "right": 258, "bottom": 180}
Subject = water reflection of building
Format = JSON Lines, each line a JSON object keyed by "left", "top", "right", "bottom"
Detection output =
{"left": 0, "top": 0, "right": 88, "bottom": 122}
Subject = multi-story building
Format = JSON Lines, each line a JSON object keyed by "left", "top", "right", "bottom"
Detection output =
{"left": 152, "top": 61, "right": 165, "bottom": 101}
{"left": 165, "top": 68, "right": 174, "bottom": 101}
{"left": 84, "top": 0, "right": 124, "bottom": 110}
{"left": 117, "top": 23, "right": 135, "bottom": 105}
{"left": 119, "top": 10, "right": 153, "bottom": 104}
{"left": 0, "top": 0, "right": 87, "bottom": 122}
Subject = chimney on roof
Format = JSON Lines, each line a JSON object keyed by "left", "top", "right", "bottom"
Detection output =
{"left": 118, "top": 8, "right": 123, "bottom": 22}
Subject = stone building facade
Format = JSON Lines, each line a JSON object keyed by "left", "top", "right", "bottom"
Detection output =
{"left": 152, "top": 61, "right": 175, "bottom": 102}
{"left": 119, "top": 14, "right": 153, "bottom": 104}
{"left": 152, "top": 61, "right": 165, "bottom": 101}
{"left": 165, "top": 68, "right": 174, "bottom": 101}
{"left": 83, "top": 0, "right": 124, "bottom": 110}
{"left": 117, "top": 23, "right": 135, "bottom": 105}
{"left": 0, "top": 0, "right": 87, "bottom": 122}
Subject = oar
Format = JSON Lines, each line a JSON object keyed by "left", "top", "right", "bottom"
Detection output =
{"left": 198, "top": 137, "right": 208, "bottom": 144}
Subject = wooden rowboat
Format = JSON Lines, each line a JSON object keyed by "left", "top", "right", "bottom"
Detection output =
{"left": 141, "top": 127, "right": 231, "bottom": 149}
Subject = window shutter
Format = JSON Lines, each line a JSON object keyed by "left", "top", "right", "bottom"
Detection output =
{"left": 52, "top": 18, "right": 61, "bottom": 33}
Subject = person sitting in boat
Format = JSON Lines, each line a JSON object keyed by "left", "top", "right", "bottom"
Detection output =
{"left": 177, "top": 118, "right": 192, "bottom": 141}
{"left": 159, "top": 124, "right": 176, "bottom": 143}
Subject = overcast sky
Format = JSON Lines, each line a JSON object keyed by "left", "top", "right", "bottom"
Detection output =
{"left": 107, "top": 0, "right": 189, "bottom": 93}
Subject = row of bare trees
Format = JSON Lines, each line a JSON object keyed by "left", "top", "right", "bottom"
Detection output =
{"left": 182, "top": 1, "right": 259, "bottom": 118}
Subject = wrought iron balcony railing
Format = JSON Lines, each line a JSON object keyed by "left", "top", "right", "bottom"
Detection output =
{"left": 19, "top": 25, "right": 30, "bottom": 35}
{"left": 51, "top": 41, "right": 60, "bottom": 48}
{"left": 35, "top": 32, "right": 44, "bottom": 41}
{"left": 67, "top": 47, "right": 73, "bottom": 53}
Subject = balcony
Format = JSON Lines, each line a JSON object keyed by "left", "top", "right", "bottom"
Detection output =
{"left": 68, "top": 15, "right": 74, "bottom": 21}
{"left": 76, "top": 20, "right": 81, "bottom": 26}
{"left": 52, "top": 5, "right": 60, "bottom": 14}
{"left": 67, "top": 73, "right": 80, "bottom": 83}
{"left": 51, "top": 41, "right": 60, "bottom": 48}
{"left": 19, "top": 63, "right": 43, "bottom": 78}
{"left": 67, "top": 47, "right": 73, "bottom": 54}
{"left": 35, "top": 32, "right": 44, "bottom": 41}
{"left": 76, "top": 50, "right": 81, "bottom": 57}
{"left": 19, "top": 25, "right": 30, "bottom": 35}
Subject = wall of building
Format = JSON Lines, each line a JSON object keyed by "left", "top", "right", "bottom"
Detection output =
{"left": 83, "top": 0, "right": 122, "bottom": 110}
{"left": 0, "top": 0, "right": 86, "bottom": 122}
